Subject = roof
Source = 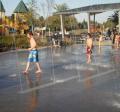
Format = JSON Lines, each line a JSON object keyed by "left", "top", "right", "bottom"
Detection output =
{"left": 14, "top": 0, "right": 29, "bottom": 13}
{"left": 55, "top": 2, "right": 120, "bottom": 15}
{"left": 0, "top": 0, "right": 5, "bottom": 12}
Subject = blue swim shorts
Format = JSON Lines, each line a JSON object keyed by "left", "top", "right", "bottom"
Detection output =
{"left": 28, "top": 50, "right": 39, "bottom": 62}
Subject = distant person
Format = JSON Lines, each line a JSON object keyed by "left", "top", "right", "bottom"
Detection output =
{"left": 107, "top": 29, "right": 111, "bottom": 38}
{"left": 52, "top": 38, "right": 56, "bottom": 46}
{"left": 23, "top": 32, "right": 42, "bottom": 74}
{"left": 115, "top": 32, "right": 119, "bottom": 49}
{"left": 86, "top": 33, "right": 93, "bottom": 64}
{"left": 112, "top": 28, "right": 116, "bottom": 45}
{"left": 119, "top": 33, "right": 120, "bottom": 46}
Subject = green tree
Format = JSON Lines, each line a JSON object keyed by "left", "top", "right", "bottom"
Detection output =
{"left": 108, "top": 11, "right": 118, "bottom": 26}
{"left": 81, "top": 19, "right": 88, "bottom": 29}
{"left": 26, "top": 0, "right": 40, "bottom": 26}
{"left": 45, "top": 3, "right": 78, "bottom": 31}
{"left": 64, "top": 15, "right": 78, "bottom": 30}
{"left": 38, "top": 16, "right": 45, "bottom": 27}
{"left": 103, "top": 19, "right": 115, "bottom": 29}
{"left": 54, "top": 3, "right": 69, "bottom": 12}
{"left": 46, "top": 15, "right": 60, "bottom": 31}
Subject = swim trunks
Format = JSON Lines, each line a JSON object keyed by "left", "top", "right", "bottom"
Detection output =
{"left": 87, "top": 46, "right": 92, "bottom": 54}
{"left": 28, "top": 50, "right": 39, "bottom": 62}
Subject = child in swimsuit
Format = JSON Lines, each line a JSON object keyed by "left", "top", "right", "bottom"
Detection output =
{"left": 87, "top": 46, "right": 92, "bottom": 54}
{"left": 23, "top": 32, "right": 42, "bottom": 74}
{"left": 86, "top": 33, "right": 93, "bottom": 63}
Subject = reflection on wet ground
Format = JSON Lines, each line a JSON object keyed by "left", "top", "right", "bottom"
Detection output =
{"left": 24, "top": 73, "right": 41, "bottom": 112}
{"left": 0, "top": 45, "right": 120, "bottom": 112}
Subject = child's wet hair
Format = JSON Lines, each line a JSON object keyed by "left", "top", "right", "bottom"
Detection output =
{"left": 87, "top": 33, "right": 92, "bottom": 38}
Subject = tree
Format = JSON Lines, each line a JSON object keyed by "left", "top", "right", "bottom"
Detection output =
{"left": 26, "top": 0, "right": 40, "bottom": 27}
{"left": 38, "top": 16, "right": 45, "bottom": 27}
{"left": 64, "top": 15, "right": 78, "bottom": 30}
{"left": 46, "top": 3, "right": 78, "bottom": 31}
{"left": 103, "top": 19, "right": 115, "bottom": 29}
{"left": 45, "top": 0, "right": 55, "bottom": 15}
{"left": 54, "top": 3, "right": 69, "bottom": 12}
{"left": 46, "top": 15, "right": 60, "bottom": 31}
{"left": 108, "top": 11, "right": 118, "bottom": 26}
{"left": 32, "top": 16, "right": 45, "bottom": 27}
{"left": 81, "top": 19, "right": 88, "bottom": 29}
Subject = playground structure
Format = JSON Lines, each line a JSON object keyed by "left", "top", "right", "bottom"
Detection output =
{"left": 55, "top": 3, "right": 120, "bottom": 39}
{"left": 0, "top": 0, "right": 29, "bottom": 35}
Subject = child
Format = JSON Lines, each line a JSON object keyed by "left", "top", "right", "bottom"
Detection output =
{"left": 115, "top": 32, "right": 119, "bottom": 49}
{"left": 23, "top": 32, "right": 42, "bottom": 74}
{"left": 86, "top": 33, "right": 93, "bottom": 64}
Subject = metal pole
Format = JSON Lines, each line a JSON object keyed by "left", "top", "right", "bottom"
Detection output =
{"left": 118, "top": 11, "right": 120, "bottom": 33}
{"left": 87, "top": 13, "right": 90, "bottom": 33}
{"left": 1, "top": 11, "right": 2, "bottom": 36}
{"left": 49, "top": 28, "right": 50, "bottom": 36}
{"left": 60, "top": 14, "right": 64, "bottom": 40}
{"left": 93, "top": 13, "right": 96, "bottom": 33}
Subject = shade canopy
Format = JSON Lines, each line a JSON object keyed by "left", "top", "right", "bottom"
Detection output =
{"left": 55, "top": 2, "right": 120, "bottom": 15}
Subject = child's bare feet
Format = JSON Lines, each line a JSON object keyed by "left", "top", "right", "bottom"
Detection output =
{"left": 22, "top": 71, "right": 29, "bottom": 75}
{"left": 35, "top": 70, "right": 42, "bottom": 74}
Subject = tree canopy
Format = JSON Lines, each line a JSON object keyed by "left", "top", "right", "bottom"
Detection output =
{"left": 54, "top": 3, "right": 69, "bottom": 12}
{"left": 45, "top": 3, "right": 78, "bottom": 31}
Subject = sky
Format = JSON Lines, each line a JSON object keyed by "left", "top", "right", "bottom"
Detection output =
{"left": 1, "top": 0, "right": 120, "bottom": 23}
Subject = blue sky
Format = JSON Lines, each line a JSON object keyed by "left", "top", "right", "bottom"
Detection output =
{"left": 2, "top": 0, "right": 120, "bottom": 23}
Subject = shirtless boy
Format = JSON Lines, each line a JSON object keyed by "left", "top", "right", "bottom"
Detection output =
{"left": 23, "top": 32, "right": 42, "bottom": 74}
{"left": 86, "top": 33, "right": 93, "bottom": 63}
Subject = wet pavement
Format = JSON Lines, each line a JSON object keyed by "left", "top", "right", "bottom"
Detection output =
{"left": 0, "top": 44, "right": 120, "bottom": 112}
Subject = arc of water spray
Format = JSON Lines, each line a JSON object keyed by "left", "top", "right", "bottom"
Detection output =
{"left": 45, "top": 0, "right": 56, "bottom": 83}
